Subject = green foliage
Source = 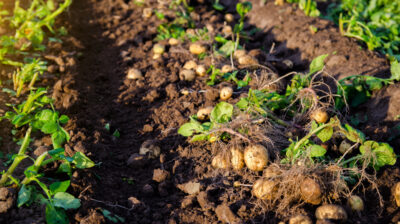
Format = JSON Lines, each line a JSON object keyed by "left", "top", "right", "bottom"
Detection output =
{"left": 359, "top": 140, "right": 396, "bottom": 170}
{"left": 101, "top": 209, "right": 125, "bottom": 223}
{"left": 286, "top": 0, "right": 320, "bottom": 17}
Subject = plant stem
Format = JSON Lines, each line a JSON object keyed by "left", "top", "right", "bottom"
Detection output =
{"left": 293, "top": 123, "right": 329, "bottom": 153}
{"left": 0, "top": 127, "right": 32, "bottom": 187}
{"left": 28, "top": 72, "right": 38, "bottom": 89}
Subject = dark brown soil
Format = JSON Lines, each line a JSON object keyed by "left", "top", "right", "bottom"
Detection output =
{"left": 0, "top": 0, "right": 399, "bottom": 223}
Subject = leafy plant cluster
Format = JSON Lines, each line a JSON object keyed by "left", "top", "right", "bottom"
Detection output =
{"left": 286, "top": 0, "right": 320, "bottom": 17}
{"left": 0, "top": 1, "right": 95, "bottom": 223}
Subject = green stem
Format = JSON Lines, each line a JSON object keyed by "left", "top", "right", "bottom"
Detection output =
{"left": 21, "top": 152, "right": 49, "bottom": 185}
{"left": 293, "top": 123, "right": 330, "bottom": 153}
{"left": 28, "top": 72, "right": 39, "bottom": 89}
{"left": 339, "top": 154, "right": 363, "bottom": 166}
{"left": 0, "top": 127, "right": 32, "bottom": 187}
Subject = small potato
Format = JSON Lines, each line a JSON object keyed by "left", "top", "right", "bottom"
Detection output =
{"left": 220, "top": 86, "right": 233, "bottom": 100}
{"left": 233, "top": 49, "right": 246, "bottom": 59}
{"left": 127, "top": 68, "right": 143, "bottom": 80}
{"left": 238, "top": 55, "right": 259, "bottom": 65}
{"left": 153, "top": 53, "right": 161, "bottom": 59}
{"left": 143, "top": 8, "right": 152, "bottom": 18}
{"left": 221, "top": 65, "right": 233, "bottom": 73}
{"left": 230, "top": 148, "right": 244, "bottom": 170}
{"left": 153, "top": 43, "right": 165, "bottom": 54}
{"left": 394, "top": 182, "right": 400, "bottom": 207}
{"left": 339, "top": 140, "right": 352, "bottom": 154}
{"left": 180, "top": 88, "right": 190, "bottom": 95}
{"left": 212, "top": 154, "right": 229, "bottom": 169}
{"left": 189, "top": 43, "right": 207, "bottom": 55}
{"left": 263, "top": 165, "right": 282, "bottom": 179}
{"left": 186, "top": 28, "right": 196, "bottom": 36}
{"left": 315, "top": 204, "right": 347, "bottom": 221}
{"left": 252, "top": 178, "right": 277, "bottom": 200}
{"left": 310, "top": 108, "right": 329, "bottom": 124}
{"left": 168, "top": 38, "right": 180, "bottom": 46}
{"left": 183, "top": 60, "right": 198, "bottom": 70}
{"left": 222, "top": 25, "right": 233, "bottom": 36}
{"left": 225, "top": 13, "right": 234, "bottom": 22}
{"left": 179, "top": 69, "right": 196, "bottom": 81}
{"left": 196, "top": 65, "right": 207, "bottom": 77}
{"left": 244, "top": 145, "right": 269, "bottom": 171}
{"left": 289, "top": 215, "right": 312, "bottom": 224}
{"left": 348, "top": 195, "right": 364, "bottom": 212}
{"left": 300, "top": 177, "right": 322, "bottom": 205}
{"left": 197, "top": 107, "right": 213, "bottom": 120}
{"left": 274, "top": 0, "right": 285, "bottom": 6}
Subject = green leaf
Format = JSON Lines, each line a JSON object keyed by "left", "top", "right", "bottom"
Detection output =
{"left": 218, "top": 41, "right": 236, "bottom": 57}
{"left": 45, "top": 204, "right": 69, "bottom": 224}
{"left": 191, "top": 134, "right": 208, "bottom": 142}
{"left": 53, "top": 192, "right": 81, "bottom": 209}
{"left": 341, "top": 124, "right": 366, "bottom": 143}
{"left": 210, "top": 102, "right": 233, "bottom": 124}
{"left": 309, "top": 54, "right": 329, "bottom": 75}
{"left": 308, "top": 144, "right": 327, "bottom": 157}
{"left": 391, "top": 60, "right": 400, "bottom": 81}
{"left": 316, "top": 126, "right": 333, "bottom": 143}
{"left": 59, "top": 115, "right": 69, "bottom": 124}
{"left": 50, "top": 181, "right": 70, "bottom": 195}
{"left": 236, "top": 2, "right": 252, "bottom": 17}
{"left": 18, "top": 185, "right": 32, "bottom": 207}
{"left": 178, "top": 121, "right": 204, "bottom": 137}
{"left": 112, "top": 129, "right": 120, "bottom": 138}
{"left": 236, "top": 97, "right": 249, "bottom": 109}
{"left": 52, "top": 131, "right": 67, "bottom": 149}
{"left": 72, "top": 152, "right": 95, "bottom": 169}
{"left": 359, "top": 141, "right": 397, "bottom": 170}
{"left": 57, "top": 162, "right": 72, "bottom": 176}
{"left": 41, "top": 121, "right": 59, "bottom": 134}
{"left": 101, "top": 209, "right": 125, "bottom": 223}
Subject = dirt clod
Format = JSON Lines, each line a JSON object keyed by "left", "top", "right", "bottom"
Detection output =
{"left": 177, "top": 181, "right": 201, "bottom": 195}
{"left": 0, "top": 188, "right": 15, "bottom": 214}
{"left": 153, "top": 169, "right": 170, "bottom": 183}
{"left": 215, "top": 204, "right": 241, "bottom": 224}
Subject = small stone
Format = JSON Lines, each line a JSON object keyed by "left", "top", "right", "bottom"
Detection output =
{"left": 128, "top": 197, "right": 142, "bottom": 208}
{"left": 153, "top": 169, "right": 170, "bottom": 183}
{"left": 215, "top": 204, "right": 241, "bottom": 224}
{"left": 177, "top": 181, "right": 201, "bottom": 195}
{"left": 139, "top": 140, "right": 161, "bottom": 159}
{"left": 127, "top": 68, "right": 143, "bottom": 80}
{"left": 127, "top": 153, "right": 148, "bottom": 168}
{"left": 196, "top": 191, "right": 214, "bottom": 211}
{"left": 142, "top": 184, "right": 154, "bottom": 195}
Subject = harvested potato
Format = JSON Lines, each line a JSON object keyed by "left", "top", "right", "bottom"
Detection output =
{"left": 263, "top": 165, "right": 282, "bottom": 179}
{"left": 127, "top": 68, "right": 143, "bottom": 80}
{"left": 222, "top": 25, "right": 233, "bottom": 36}
{"left": 348, "top": 195, "right": 364, "bottom": 212}
{"left": 230, "top": 148, "right": 244, "bottom": 170}
{"left": 300, "top": 177, "right": 322, "bottom": 205}
{"left": 252, "top": 178, "right": 276, "bottom": 200}
{"left": 189, "top": 43, "right": 206, "bottom": 55}
{"left": 143, "top": 8, "right": 152, "bottom": 18}
{"left": 139, "top": 140, "right": 161, "bottom": 159}
{"left": 238, "top": 55, "right": 258, "bottom": 65}
{"left": 197, "top": 107, "right": 213, "bottom": 120}
{"left": 183, "top": 60, "right": 197, "bottom": 70}
{"left": 310, "top": 108, "right": 329, "bottom": 124}
{"left": 153, "top": 43, "right": 165, "bottom": 55}
{"left": 315, "top": 204, "right": 347, "bottom": 221}
{"left": 289, "top": 215, "right": 312, "bottom": 224}
{"left": 168, "top": 38, "right": 180, "bottom": 46}
{"left": 196, "top": 65, "right": 207, "bottom": 77}
{"left": 394, "top": 182, "right": 400, "bottom": 207}
{"left": 339, "top": 140, "right": 352, "bottom": 154}
{"left": 233, "top": 49, "right": 246, "bottom": 59}
{"left": 244, "top": 145, "right": 269, "bottom": 171}
{"left": 180, "top": 88, "right": 190, "bottom": 95}
{"left": 225, "top": 13, "right": 234, "bottom": 22}
{"left": 179, "top": 69, "right": 196, "bottom": 81}
{"left": 220, "top": 86, "right": 233, "bottom": 100}
{"left": 221, "top": 65, "right": 233, "bottom": 73}
{"left": 153, "top": 53, "right": 161, "bottom": 59}
{"left": 212, "top": 154, "right": 229, "bottom": 169}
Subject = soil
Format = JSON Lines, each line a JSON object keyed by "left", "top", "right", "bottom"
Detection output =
{"left": 0, "top": 0, "right": 399, "bottom": 223}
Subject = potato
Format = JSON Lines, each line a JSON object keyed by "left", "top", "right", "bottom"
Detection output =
{"left": 394, "top": 182, "right": 400, "bottom": 207}
{"left": 238, "top": 55, "right": 258, "bottom": 65}
{"left": 310, "top": 108, "right": 329, "bottom": 124}
{"left": 220, "top": 86, "right": 233, "bottom": 100}
{"left": 348, "top": 195, "right": 364, "bottom": 212}
{"left": 230, "top": 148, "right": 244, "bottom": 170}
{"left": 179, "top": 69, "right": 196, "bottom": 81}
{"left": 127, "top": 68, "right": 143, "bottom": 80}
{"left": 221, "top": 65, "right": 233, "bottom": 73}
{"left": 263, "top": 165, "right": 281, "bottom": 179}
{"left": 244, "top": 145, "right": 269, "bottom": 171}
{"left": 225, "top": 13, "right": 234, "bottom": 22}
{"left": 233, "top": 49, "right": 246, "bottom": 59}
{"left": 153, "top": 53, "right": 161, "bottom": 59}
{"left": 222, "top": 25, "right": 233, "bottom": 36}
{"left": 315, "top": 204, "right": 347, "bottom": 221}
{"left": 189, "top": 43, "right": 206, "bottom": 55}
{"left": 300, "top": 177, "right": 322, "bottom": 205}
{"left": 143, "top": 8, "right": 152, "bottom": 18}
{"left": 289, "top": 215, "right": 312, "bottom": 224}
{"left": 153, "top": 43, "right": 165, "bottom": 55}
{"left": 197, "top": 107, "right": 213, "bottom": 120}
{"left": 139, "top": 140, "right": 161, "bottom": 159}
{"left": 339, "top": 140, "right": 352, "bottom": 154}
{"left": 183, "top": 60, "right": 198, "bottom": 70}
{"left": 168, "top": 38, "right": 180, "bottom": 46}
{"left": 252, "top": 178, "right": 276, "bottom": 200}
{"left": 212, "top": 154, "right": 229, "bottom": 169}
{"left": 274, "top": 0, "right": 285, "bottom": 6}
{"left": 186, "top": 28, "right": 196, "bottom": 36}
{"left": 180, "top": 88, "right": 190, "bottom": 95}
{"left": 196, "top": 65, "right": 207, "bottom": 77}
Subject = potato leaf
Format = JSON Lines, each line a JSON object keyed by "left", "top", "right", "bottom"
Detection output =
{"left": 50, "top": 180, "right": 70, "bottom": 195}
{"left": 311, "top": 120, "right": 333, "bottom": 142}
{"left": 178, "top": 120, "right": 204, "bottom": 137}
{"left": 308, "top": 144, "right": 327, "bottom": 157}
{"left": 359, "top": 141, "right": 397, "bottom": 170}
{"left": 53, "top": 192, "right": 80, "bottom": 209}
{"left": 72, "top": 152, "right": 95, "bottom": 169}
{"left": 341, "top": 124, "right": 365, "bottom": 143}
{"left": 46, "top": 204, "right": 68, "bottom": 224}
{"left": 391, "top": 60, "right": 400, "bottom": 81}
{"left": 210, "top": 102, "right": 233, "bottom": 124}
{"left": 308, "top": 54, "right": 328, "bottom": 75}
{"left": 17, "top": 184, "right": 33, "bottom": 207}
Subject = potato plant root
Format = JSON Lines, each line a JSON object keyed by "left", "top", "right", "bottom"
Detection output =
{"left": 0, "top": 0, "right": 399, "bottom": 223}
